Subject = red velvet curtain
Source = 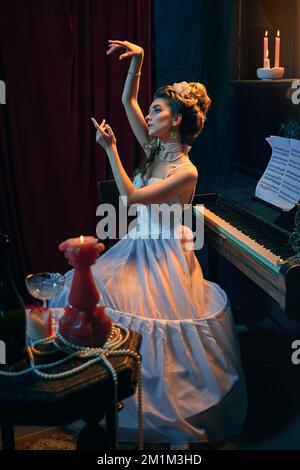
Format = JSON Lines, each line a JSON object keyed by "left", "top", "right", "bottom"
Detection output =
{"left": 0, "top": 0, "right": 152, "bottom": 295}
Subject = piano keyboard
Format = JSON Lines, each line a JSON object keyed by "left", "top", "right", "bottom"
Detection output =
{"left": 193, "top": 200, "right": 293, "bottom": 275}
{"left": 192, "top": 193, "right": 300, "bottom": 320}
{"left": 203, "top": 206, "right": 282, "bottom": 273}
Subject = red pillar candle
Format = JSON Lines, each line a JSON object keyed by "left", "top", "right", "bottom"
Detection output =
{"left": 58, "top": 236, "right": 112, "bottom": 347}
{"left": 60, "top": 236, "right": 102, "bottom": 309}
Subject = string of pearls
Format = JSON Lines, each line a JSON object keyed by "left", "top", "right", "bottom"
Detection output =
{"left": 0, "top": 316, "right": 143, "bottom": 450}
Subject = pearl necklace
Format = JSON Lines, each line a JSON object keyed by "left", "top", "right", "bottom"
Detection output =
{"left": 0, "top": 315, "right": 144, "bottom": 450}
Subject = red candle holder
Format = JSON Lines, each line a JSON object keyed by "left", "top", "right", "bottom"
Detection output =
{"left": 58, "top": 236, "right": 112, "bottom": 347}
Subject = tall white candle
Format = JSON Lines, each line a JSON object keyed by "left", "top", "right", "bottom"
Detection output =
{"left": 264, "top": 49, "right": 270, "bottom": 69}
{"left": 275, "top": 30, "right": 280, "bottom": 68}
{"left": 263, "top": 30, "right": 268, "bottom": 65}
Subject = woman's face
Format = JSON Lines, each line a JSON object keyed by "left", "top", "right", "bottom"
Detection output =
{"left": 145, "top": 98, "right": 178, "bottom": 140}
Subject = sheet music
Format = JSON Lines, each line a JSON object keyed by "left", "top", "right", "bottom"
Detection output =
{"left": 255, "top": 136, "right": 300, "bottom": 211}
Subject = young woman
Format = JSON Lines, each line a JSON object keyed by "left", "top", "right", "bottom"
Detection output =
{"left": 51, "top": 40, "right": 247, "bottom": 448}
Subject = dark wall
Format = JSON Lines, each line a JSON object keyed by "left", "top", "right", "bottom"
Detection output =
{"left": 152, "top": 0, "right": 239, "bottom": 192}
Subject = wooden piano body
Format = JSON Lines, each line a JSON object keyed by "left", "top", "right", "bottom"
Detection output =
{"left": 193, "top": 193, "right": 300, "bottom": 323}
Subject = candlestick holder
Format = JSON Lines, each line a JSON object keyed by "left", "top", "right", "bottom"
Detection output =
{"left": 256, "top": 67, "right": 285, "bottom": 80}
{"left": 58, "top": 237, "right": 112, "bottom": 347}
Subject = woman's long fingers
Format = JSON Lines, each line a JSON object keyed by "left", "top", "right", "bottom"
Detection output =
{"left": 106, "top": 44, "right": 122, "bottom": 55}
{"left": 119, "top": 51, "right": 135, "bottom": 61}
{"left": 91, "top": 117, "right": 101, "bottom": 131}
{"left": 92, "top": 117, "right": 112, "bottom": 139}
{"left": 99, "top": 118, "right": 106, "bottom": 132}
{"left": 91, "top": 117, "right": 99, "bottom": 128}
{"left": 108, "top": 39, "right": 127, "bottom": 45}
{"left": 92, "top": 117, "right": 106, "bottom": 134}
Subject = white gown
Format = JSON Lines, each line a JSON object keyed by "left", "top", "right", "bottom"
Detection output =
{"left": 50, "top": 148, "right": 247, "bottom": 444}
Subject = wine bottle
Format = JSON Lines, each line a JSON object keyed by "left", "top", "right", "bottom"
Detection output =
{"left": 0, "top": 233, "right": 27, "bottom": 365}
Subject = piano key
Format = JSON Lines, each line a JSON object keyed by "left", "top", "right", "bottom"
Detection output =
{"left": 208, "top": 202, "right": 292, "bottom": 256}
{"left": 194, "top": 205, "right": 283, "bottom": 273}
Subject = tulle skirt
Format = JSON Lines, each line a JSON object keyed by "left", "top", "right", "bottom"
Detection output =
{"left": 50, "top": 228, "right": 247, "bottom": 443}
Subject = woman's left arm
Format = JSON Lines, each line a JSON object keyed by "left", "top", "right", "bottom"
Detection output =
{"left": 92, "top": 117, "right": 136, "bottom": 202}
{"left": 92, "top": 117, "right": 197, "bottom": 206}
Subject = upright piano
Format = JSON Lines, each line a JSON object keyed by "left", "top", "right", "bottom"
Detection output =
{"left": 193, "top": 193, "right": 300, "bottom": 323}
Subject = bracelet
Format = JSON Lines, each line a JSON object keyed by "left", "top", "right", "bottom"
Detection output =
{"left": 128, "top": 71, "right": 141, "bottom": 76}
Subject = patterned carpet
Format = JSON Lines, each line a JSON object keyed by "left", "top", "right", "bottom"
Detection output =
{"left": 1, "top": 427, "right": 237, "bottom": 450}
{"left": 7, "top": 428, "right": 78, "bottom": 451}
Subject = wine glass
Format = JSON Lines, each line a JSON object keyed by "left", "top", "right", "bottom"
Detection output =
{"left": 25, "top": 272, "right": 65, "bottom": 308}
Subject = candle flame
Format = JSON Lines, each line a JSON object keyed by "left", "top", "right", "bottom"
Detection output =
{"left": 265, "top": 30, "right": 268, "bottom": 37}
{"left": 277, "top": 30, "right": 280, "bottom": 37}
{"left": 80, "top": 235, "right": 84, "bottom": 244}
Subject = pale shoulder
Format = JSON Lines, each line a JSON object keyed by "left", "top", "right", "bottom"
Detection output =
{"left": 186, "top": 161, "right": 198, "bottom": 177}
{"left": 183, "top": 165, "right": 198, "bottom": 185}
{"left": 167, "top": 160, "right": 198, "bottom": 180}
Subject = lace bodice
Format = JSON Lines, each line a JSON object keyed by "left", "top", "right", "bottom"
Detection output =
{"left": 133, "top": 159, "right": 197, "bottom": 205}
{"left": 131, "top": 163, "right": 197, "bottom": 237}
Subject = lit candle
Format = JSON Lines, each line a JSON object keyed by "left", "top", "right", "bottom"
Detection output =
{"left": 59, "top": 235, "right": 103, "bottom": 270}
{"left": 275, "top": 30, "right": 280, "bottom": 68}
{"left": 263, "top": 30, "right": 268, "bottom": 65}
{"left": 264, "top": 49, "right": 270, "bottom": 69}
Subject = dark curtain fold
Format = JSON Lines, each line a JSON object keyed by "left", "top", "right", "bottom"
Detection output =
{"left": 295, "top": 1, "right": 300, "bottom": 76}
{"left": 0, "top": 0, "right": 152, "bottom": 295}
{"left": 153, "top": 0, "right": 238, "bottom": 193}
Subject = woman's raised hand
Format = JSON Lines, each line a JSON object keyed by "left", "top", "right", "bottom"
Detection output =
{"left": 106, "top": 40, "right": 144, "bottom": 60}
{"left": 91, "top": 117, "right": 117, "bottom": 151}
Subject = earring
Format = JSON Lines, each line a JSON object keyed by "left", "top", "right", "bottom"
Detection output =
{"left": 170, "top": 125, "right": 177, "bottom": 140}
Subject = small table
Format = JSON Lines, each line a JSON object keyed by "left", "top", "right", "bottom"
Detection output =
{"left": 0, "top": 329, "right": 141, "bottom": 450}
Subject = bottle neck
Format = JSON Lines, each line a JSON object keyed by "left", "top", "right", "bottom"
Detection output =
{"left": 0, "top": 234, "right": 16, "bottom": 286}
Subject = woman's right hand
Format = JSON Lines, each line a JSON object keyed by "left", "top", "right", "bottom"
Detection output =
{"left": 106, "top": 40, "right": 144, "bottom": 61}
